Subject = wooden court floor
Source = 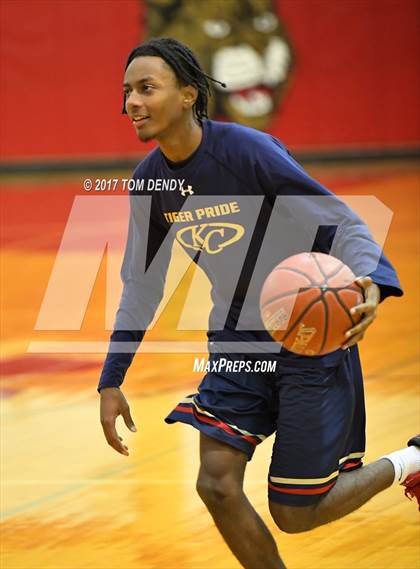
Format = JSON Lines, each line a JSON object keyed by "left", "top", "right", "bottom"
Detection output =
{"left": 1, "top": 160, "right": 419, "bottom": 569}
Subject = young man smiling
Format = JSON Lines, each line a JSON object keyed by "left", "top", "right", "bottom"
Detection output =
{"left": 98, "top": 38, "right": 419, "bottom": 569}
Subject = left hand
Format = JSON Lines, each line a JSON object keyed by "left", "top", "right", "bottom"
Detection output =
{"left": 342, "top": 276, "right": 380, "bottom": 349}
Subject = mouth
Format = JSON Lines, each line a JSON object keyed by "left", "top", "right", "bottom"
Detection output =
{"left": 228, "top": 87, "right": 273, "bottom": 117}
{"left": 132, "top": 115, "right": 150, "bottom": 127}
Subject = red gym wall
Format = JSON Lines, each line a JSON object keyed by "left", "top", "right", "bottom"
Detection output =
{"left": 1, "top": 0, "right": 419, "bottom": 162}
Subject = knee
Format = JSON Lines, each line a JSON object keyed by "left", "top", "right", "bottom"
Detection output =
{"left": 196, "top": 471, "right": 242, "bottom": 508}
{"left": 269, "top": 501, "right": 315, "bottom": 534}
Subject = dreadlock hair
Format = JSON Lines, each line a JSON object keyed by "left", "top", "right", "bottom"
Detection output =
{"left": 122, "top": 37, "right": 226, "bottom": 121}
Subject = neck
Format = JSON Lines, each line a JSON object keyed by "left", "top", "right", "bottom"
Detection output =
{"left": 158, "top": 118, "right": 203, "bottom": 162}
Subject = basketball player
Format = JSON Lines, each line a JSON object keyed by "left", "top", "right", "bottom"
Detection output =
{"left": 98, "top": 38, "right": 419, "bottom": 569}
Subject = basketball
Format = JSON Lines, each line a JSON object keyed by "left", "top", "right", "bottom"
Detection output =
{"left": 260, "top": 252, "right": 364, "bottom": 355}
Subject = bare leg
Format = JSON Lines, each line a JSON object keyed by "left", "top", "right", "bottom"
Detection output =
{"left": 270, "top": 458, "right": 394, "bottom": 534}
{"left": 197, "top": 433, "right": 286, "bottom": 569}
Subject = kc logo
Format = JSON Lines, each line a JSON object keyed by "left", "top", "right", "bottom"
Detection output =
{"left": 176, "top": 222, "right": 245, "bottom": 254}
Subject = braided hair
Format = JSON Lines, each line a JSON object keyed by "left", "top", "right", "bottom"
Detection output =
{"left": 122, "top": 37, "right": 226, "bottom": 120}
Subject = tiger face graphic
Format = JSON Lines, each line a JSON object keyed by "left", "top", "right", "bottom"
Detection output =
{"left": 145, "top": 0, "right": 294, "bottom": 130}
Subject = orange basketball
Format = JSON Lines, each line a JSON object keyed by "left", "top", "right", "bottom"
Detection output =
{"left": 260, "top": 252, "right": 363, "bottom": 356}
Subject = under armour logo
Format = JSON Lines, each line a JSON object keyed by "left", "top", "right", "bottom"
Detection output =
{"left": 180, "top": 184, "right": 194, "bottom": 197}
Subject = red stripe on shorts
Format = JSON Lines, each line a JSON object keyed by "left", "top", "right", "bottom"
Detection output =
{"left": 174, "top": 404, "right": 258, "bottom": 446}
{"left": 341, "top": 460, "right": 362, "bottom": 470}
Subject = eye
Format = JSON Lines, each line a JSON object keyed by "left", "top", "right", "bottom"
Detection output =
{"left": 202, "top": 19, "right": 231, "bottom": 39}
{"left": 253, "top": 12, "right": 278, "bottom": 33}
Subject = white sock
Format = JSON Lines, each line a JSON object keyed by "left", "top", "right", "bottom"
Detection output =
{"left": 381, "top": 446, "right": 420, "bottom": 485}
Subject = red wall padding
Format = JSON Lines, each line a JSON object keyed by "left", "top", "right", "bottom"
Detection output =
{"left": 276, "top": 0, "right": 420, "bottom": 149}
{"left": 1, "top": 0, "right": 419, "bottom": 161}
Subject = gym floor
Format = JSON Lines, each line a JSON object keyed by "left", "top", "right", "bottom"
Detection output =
{"left": 1, "top": 159, "right": 418, "bottom": 569}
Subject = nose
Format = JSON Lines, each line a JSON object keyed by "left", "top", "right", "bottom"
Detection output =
{"left": 125, "top": 89, "right": 143, "bottom": 113}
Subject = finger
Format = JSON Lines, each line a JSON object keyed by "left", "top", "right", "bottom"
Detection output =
{"left": 355, "top": 276, "right": 372, "bottom": 290}
{"left": 345, "top": 314, "right": 376, "bottom": 338}
{"left": 351, "top": 302, "right": 376, "bottom": 316}
{"left": 121, "top": 406, "right": 137, "bottom": 433}
{"left": 107, "top": 437, "right": 129, "bottom": 456}
{"left": 351, "top": 302, "right": 368, "bottom": 316}
{"left": 101, "top": 420, "right": 129, "bottom": 456}
{"left": 364, "top": 282, "right": 381, "bottom": 303}
{"left": 342, "top": 331, "right": 365, "bottom": 349}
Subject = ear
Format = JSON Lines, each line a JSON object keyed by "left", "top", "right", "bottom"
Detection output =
{"left": 181, "top": 84, "right": 198, "bottom": 109}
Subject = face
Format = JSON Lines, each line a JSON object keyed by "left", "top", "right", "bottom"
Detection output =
{"left": 123, "top": 56, "right": 196, "bottom": 142}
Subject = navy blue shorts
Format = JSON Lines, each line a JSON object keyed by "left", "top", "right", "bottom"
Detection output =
{"left": 165, "top": 348, "right": 365, "bottom": 506}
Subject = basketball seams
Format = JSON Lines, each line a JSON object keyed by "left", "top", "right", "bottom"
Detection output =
{"left": 340, "top": 285, "right": 363, "bottom": 294}
{"left": 261, "top": 286, "right": 321, "bottom": 310}
{"left": 261, "top": 252, "right": 361, "bottom": 356}
{"left": 325, "top": 263, "right": 347, "bottom": 281}
{"left": 312, "top": 252, "right": 329, "bottom": 283}
{"left": 319, "top": 294, "right": 329, "bottom": 353}
{"left": 266, "top": 284, "right": 361, "bottom": 353}
{"left": 332, "top": 289, "right": 357, "bottom": 326}
{"left": 272, "top": 265, "right": 313, "bottom": 283}
{"left": 262, "top": 285, "right": 358, "bottom": 312}
{"left": 281, "top": 295, "right": 322, "bottom": 343}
